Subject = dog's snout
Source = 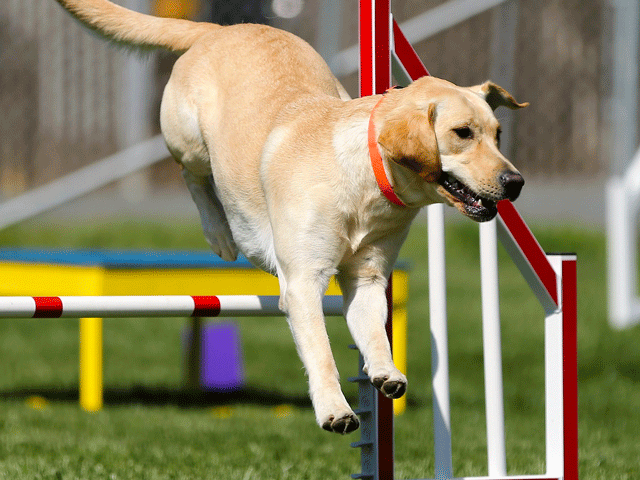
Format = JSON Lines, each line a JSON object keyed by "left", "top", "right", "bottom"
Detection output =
{"left": 500, "top": 172, "right": 524, "bottom": 201}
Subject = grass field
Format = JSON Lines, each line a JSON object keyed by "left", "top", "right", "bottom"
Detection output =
{"left": 0, "top": 217, "right": 638, "bottom": 479}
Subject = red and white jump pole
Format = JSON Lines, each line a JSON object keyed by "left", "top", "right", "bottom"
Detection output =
{"left": 496, "top": 201, "right": 579, "bottom": 480}
{"left": 354, "top": 3, "right": 395, "bottom": 480}
{"left": 0, "top": 295, "right": 344, "bottom": 318}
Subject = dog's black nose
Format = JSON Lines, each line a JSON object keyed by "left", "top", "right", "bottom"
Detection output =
{"left": 500, "top": 172, "right": 524, "bottom": 201}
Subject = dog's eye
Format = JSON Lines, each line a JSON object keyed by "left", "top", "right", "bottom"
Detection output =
{"left": 453, "top": 127, "right": 473, "bottom": 139}
{"left": 496, "top": 128, "right": 502, "bottom": 148}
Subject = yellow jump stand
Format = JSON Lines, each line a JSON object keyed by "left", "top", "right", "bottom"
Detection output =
{"left": 0, "top": 249, "right": 409, "bottom": 414}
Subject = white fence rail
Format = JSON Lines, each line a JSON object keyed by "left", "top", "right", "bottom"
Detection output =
{"left": 0, "top": 135, "right": 168, "bottom": 230}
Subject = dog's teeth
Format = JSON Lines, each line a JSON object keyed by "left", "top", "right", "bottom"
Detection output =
{"left": 478, "top": 199, "right": 483, "bottom": 207}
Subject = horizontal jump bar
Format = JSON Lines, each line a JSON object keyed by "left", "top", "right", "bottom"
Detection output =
{"left": 0, "top": 295, "right": 344, "bottom": 318}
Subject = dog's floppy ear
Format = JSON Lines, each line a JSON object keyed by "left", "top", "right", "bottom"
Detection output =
{"left": 471, "top": 81, "right": 529, "bottom": 110}
{"left": 377, "top": 103, "right": 441, "bottom": 183}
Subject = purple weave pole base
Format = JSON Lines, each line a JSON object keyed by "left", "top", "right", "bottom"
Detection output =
{"left": 184, "top": 321, "right": 244, "bottom": 391}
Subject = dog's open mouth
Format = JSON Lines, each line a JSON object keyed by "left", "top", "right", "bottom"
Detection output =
{"left": 437, "top": 173, "right": 498, "bottom": 222}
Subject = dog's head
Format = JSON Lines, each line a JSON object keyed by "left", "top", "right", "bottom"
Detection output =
{"left": 377, "top": 76, "right": 528, "bottom": 221}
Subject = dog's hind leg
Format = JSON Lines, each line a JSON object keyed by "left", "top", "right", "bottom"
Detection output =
{"left": 182, "top": 169, "right": 238, "bottom": 261}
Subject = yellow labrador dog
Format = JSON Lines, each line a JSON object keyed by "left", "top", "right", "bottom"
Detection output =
{"left": 54, "top": 0, "right": 527, "bottom": 434}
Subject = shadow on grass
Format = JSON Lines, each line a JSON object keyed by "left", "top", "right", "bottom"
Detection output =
{"left": 0, "top": 386, "right": 425, "bottom": 409}
{"left": 0, "top": 386, "right": 316, "bottom": 408}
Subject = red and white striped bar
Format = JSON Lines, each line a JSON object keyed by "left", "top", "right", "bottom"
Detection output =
{"left": 357, "top": 2, "right": 394, "bottom": 480}
{"left": 0, "top": 295, "right": 344, "bottom": 318}
{"left": 497, "top": 200, "right": 559, "bottom": 313}
{"left": 392, "top": 19, "right": 429, "bottom": 82}
{"left": 546, "top": 254, "right": 579, "bottom": 480}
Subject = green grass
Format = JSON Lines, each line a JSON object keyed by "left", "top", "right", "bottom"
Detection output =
{"left": 0, "top": 218, "right": 638, "bottom": 479}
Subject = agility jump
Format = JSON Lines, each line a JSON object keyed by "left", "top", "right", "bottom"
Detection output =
{"left": 353, "top": 1, "right": 578, "bottom": 479}
{"left": 0, "top": 0, "right": 578, "bottom": 478}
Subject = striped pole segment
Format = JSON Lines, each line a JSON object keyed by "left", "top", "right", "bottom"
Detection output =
{"left": 360, "top": 0, "right": 391, "bottom": 97}
{"left": 358, "top": 2, "right": 394, "bottom": 479}
{"left": 0, "top": 295, "right": 344, "bottom": 318}
{"left": 561, "top": 256, "right": 579, "bottom": 480}
{"left": 392, "top": 19, "right": 430, "bottom": 80}
{"left": 497, "top": 200, "right": 559, "bottom": 312}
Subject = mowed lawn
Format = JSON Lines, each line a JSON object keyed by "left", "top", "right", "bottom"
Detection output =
{"left": 0, "top": 217, "right": 638, "bottom": 479}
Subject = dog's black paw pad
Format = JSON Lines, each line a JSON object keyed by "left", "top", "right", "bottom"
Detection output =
{"left": 322, "top": 413, "right": 360, "bottom": 434}
{"left": 372, "top": 376, "right": 407, "bottom": 399}
{"left": 383, "top": 380, "right": 407, "bottom": 399}
{"left": 372, "top": 376, "right": 388, "bottom": 391}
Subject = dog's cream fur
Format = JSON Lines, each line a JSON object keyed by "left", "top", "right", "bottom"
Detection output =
{"left": 54, "top": 0, "right": 528, "bottom": 434}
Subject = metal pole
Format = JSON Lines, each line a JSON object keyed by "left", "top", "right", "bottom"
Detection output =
{"left": 185, "top": 316, "right": 204, "bottom": 390}
{"left": 79, "top": 316, "right": 103, "bottom": 411}
{"left": 428, "top": 203, "right": 453, "bottom": 479}
{"left": 605, "top": 0, "right": 640, "bottom": 327}
{"left": 544, "top": 256, "right": 567, "bottom": 478}
{"left": 118, "top": 0, "right": 153, "bottom": 148}
{"left": 479, "top": 220, "right": 507, "bottom": 476}
{"left": 609, "top": 0, "right": 639, "bottom": 176}
{"left": 489, "top": 0, "right": 519, "bottom": 160}
{"left": 560, "top": 256, "right": 579, "bottom": 480}
{"left": 606, "top": 179, "right": 640, "bottom": 328}
{"left": 359, "top": 0, "right": 391, "bottom": 97}
{"left": 117, "top": 0, "right": 155, "bottom": 200}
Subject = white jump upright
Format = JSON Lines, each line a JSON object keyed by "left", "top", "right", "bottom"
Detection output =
{"left": 428, "top": 203, "right": 453, "bottom": 480}
{"left": 352, "top": 2, "right": 579, "bottom": 480}
{"left": 607, "top": 149, "right": 640, "bottom": 329}
{"left": 479, "top": 220, "right": 507, "bottom": 477}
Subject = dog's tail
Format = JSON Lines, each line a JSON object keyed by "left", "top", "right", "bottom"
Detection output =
{"left": 54, "top": 0, "right": 219, "bottom": 54}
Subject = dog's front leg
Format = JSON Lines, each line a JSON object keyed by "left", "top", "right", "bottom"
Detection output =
{"left": 281, "top": 273, "right": 359, "bottom": 434}
{"left": 337, "top": 265, "right": 407, "bottom": 400}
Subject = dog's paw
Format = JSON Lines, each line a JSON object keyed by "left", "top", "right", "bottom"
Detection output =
{"left": 371, "top": 370, "right": 407, "bottom": 399}
{"left": 321, "top": 412, "right": 360, "bottom": 434}
{"left": 312, "top": 387, "right": 358, "bottom": 434}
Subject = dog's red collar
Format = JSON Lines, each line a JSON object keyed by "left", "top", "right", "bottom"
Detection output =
{"left": 368, "top": 91, "right": 407, "bottom": 207}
